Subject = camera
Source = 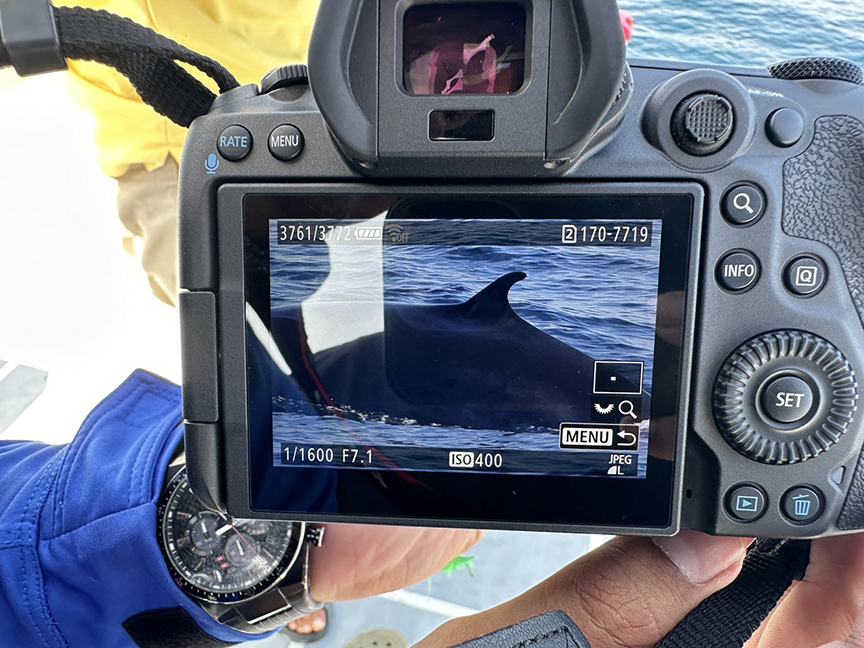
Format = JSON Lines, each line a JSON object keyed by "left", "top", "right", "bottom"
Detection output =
{"left": 179, "top": 0, "right": 864, "bottom": 539}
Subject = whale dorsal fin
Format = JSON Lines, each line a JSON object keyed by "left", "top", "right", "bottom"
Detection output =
{"left": 460, "top": 272, "right": 526, "bottom": 319}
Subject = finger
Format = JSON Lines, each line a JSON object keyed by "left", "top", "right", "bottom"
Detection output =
{"left": 819, "top": 603, "right": 864, "bottom": 648}
{"left": 744, "top": 586, "right": 795, "bottom": 647}
{"left": 309, "top": 523, "right": 484, "bottom": 601}
{"left": 418, "top": 532, "right": 750, "bottom": 648}
{"left": 747, "top": 535, "right": 864, "bottom": 648}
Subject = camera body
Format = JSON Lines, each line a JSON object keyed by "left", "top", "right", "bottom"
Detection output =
{"left": 179, "top": 0, "right": 864, "bottom": 539}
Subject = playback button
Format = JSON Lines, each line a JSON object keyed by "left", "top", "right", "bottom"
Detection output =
{"left": 725, "top": 484, "right": 767, "bottom": 522}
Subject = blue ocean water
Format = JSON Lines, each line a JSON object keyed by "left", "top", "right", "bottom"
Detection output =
{"left": 624, "top": 0, "right": 864, "bottom": 68}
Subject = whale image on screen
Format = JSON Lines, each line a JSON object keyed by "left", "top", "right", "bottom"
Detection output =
{"left": 256, "top": 213, "right": 663, "bottom": 479}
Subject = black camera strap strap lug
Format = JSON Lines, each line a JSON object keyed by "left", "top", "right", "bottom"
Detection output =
{"left": 658, "top": 539, "right": 812, "bottom": 648}
{"left": 0, "top": 0, "right": 65, "bottom": 76}
{"left": 0, "top": 3, "right": 238, "bottom": 127}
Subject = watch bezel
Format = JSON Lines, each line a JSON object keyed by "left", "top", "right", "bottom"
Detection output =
{"left": 156, "top": 467, "right": 305, "bottom": 604}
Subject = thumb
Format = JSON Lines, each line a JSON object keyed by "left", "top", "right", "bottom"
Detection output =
{"left": 417, "top": 532, "right": 750, "bottom": 648}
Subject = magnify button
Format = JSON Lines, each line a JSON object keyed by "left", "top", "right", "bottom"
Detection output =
{"left": 722, "top": 183, "right": 766, "bottom": 226}
{"left": 618, "top": 400, "right": 636, "bottom": 418}
{"left": 734, "top": 193, "right": 753, "bottom": 213}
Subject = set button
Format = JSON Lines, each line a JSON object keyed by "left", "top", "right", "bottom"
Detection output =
{"left": 716, "top": 250, "right": 760, "bottom": 292}
{"left": 759, "top": 374, "right": 816, "bottom": 425}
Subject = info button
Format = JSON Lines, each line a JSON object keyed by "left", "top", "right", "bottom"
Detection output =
{"left": 717, "top": 250, "right": 760, "bottom": 292}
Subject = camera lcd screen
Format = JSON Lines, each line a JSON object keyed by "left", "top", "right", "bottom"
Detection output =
{"left": 242, "top": 192, "right": 694, "bottom": 528}
{"left": 403, "top": 3, "right": 526, "bottom": 95}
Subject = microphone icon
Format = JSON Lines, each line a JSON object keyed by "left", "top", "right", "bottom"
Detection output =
{"left": 205, "top": 153, "right": 220, "bottom": 175}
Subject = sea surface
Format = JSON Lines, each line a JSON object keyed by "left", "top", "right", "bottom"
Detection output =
{"left": 624, "top": 0, "right": 864, "bottom": 69}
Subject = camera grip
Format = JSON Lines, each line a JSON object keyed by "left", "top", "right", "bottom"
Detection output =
{"left": 783, "top": 115, "right": 864, "bottom": 530}
{"left": 839, "top": 449, "right": 864, "bottom": 530}
{"left": 782, "top": 115, "right": 864, "bottom": 326}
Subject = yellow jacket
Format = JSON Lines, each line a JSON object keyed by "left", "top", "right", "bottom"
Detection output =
{"left": 55, "top": 0, "right": 320, "bottom": 177}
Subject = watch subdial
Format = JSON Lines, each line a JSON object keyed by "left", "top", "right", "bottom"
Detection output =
{"left": 188, "top": 512, "right": 221, "bottom": 556}
{"left": 225, "top": 532, "right": 259, "bottom": 569}
{"left": 237, "top": 520, "right": 272, "bottom": 536}
{"left": 190, "top": 569, "right": 222, "bottom": 589}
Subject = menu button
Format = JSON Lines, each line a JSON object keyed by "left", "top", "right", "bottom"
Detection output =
{"left": 268, "top": 124, "right": 305, "bottom": 161}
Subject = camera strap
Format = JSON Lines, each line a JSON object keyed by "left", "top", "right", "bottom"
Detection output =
{"left": 0, "top": 1, "right": 238, "bottom": 127}
{"left": 453, "top": 541, "right": 811, "bottom": 648}
{"left": 659, "top": 539, "right": 811, "bottom": 647}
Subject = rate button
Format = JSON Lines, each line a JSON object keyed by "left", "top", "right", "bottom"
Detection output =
{"left": 217, "top": 125, "right": 252, "bottom": 161}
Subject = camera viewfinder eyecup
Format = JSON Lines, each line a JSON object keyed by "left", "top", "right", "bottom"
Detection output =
{"left": 307, "top": 0, "right": 631, "bottom": 177}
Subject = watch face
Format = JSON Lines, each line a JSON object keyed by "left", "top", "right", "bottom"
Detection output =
{"left": 157, "top": 469, "right": 304, "bottom": 603}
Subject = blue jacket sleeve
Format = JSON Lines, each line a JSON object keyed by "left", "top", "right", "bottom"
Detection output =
{"left": 0, "top": 370, "right": 258, "bottom": 647}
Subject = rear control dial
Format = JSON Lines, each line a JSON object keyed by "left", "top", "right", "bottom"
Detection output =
{"left": 714, "top": 331, "right": 858, "bottom": 464}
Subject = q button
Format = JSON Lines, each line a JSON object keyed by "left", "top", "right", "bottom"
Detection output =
{"left": 722, "top": 183, "right": 766, "bottom": 226}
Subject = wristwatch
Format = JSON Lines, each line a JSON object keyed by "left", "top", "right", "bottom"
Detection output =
{"left": 156, "top": 455, "right": 324, "bottom": 634}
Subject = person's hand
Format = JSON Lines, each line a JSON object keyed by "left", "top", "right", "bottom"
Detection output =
{"left": 746, "top": 534, "right": 864, "bottom": 648}
{"left": 415, "top": 532, "right": 864, "bottom": 648}
{"left": 309, "top": 523, "right": 484, "bottom": 601}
